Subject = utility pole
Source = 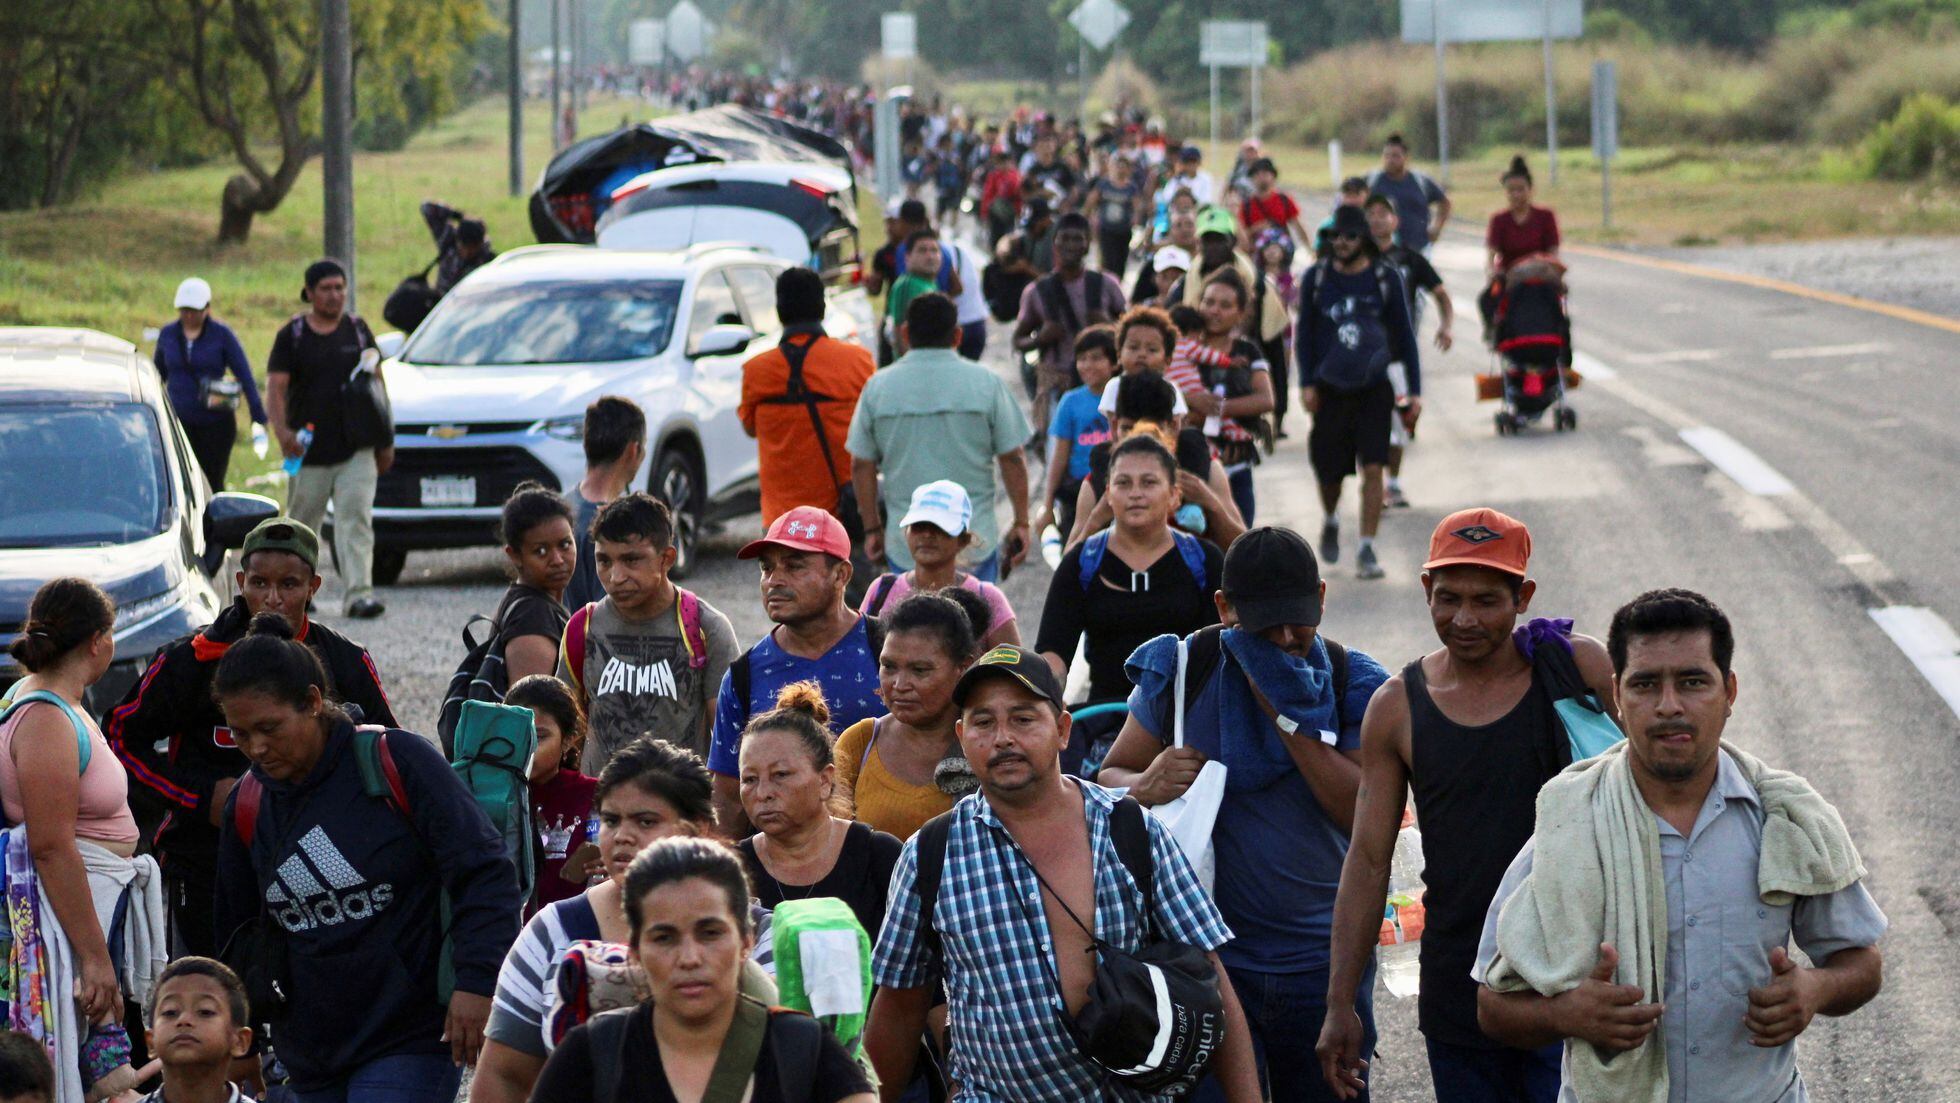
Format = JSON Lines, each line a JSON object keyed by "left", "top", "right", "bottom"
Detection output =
{"left": 321, "top": 0, "right": 355, "bottom": 310}
{"left": 550, "top": 0, "right": 563, "bottom": 150}
{"left": 507, "top": 0, "right": 522, "bottom": 196}
{"left": 1433, "top": 0, "right": 1450, "bottom": 184}
{"left": 1543, "top": 0, "right": 1558, "bottom": 184}
{"left": 570, "top": 0, "right": 583, "bottom": 130}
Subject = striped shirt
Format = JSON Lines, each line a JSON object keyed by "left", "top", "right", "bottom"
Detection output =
{"left": 486, "top": 893, "right": 775, "bottom": 1057}
{"left": 872, "top": 780, "right": 1232, "bottom": 1102}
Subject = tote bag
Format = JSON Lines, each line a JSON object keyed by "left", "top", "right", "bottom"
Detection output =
{"left": 1148, "top": 635, "right": 1228, "bottom": 892}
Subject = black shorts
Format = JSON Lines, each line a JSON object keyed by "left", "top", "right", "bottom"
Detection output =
{"left": 1309, "top": 378, "right": 1396, "bottom": 482}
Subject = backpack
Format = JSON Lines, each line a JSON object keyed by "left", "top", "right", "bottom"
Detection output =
{"left": 753, "top": 333, "right": 866, "bottom": 542}
{"left": 435, "top": 612, "right": 518, "bottom": 754}
{"left": 1034, "top": 270, "right": 1111, "bottom": 366}
{"left": 0, "top": 690, "right": 92, "bottom": 826}
{"left": 861, "top": 572, "right": 972, "bottom": 618}
{"left": 560, "top": 592, "right": 711, "bottom": 702}
{"left": 584, "top": 999, "right": 820, "bottom": 1103}
{"left": 1077, "top": 529, "right": 1209, "bottom": 594}
{"left": 727, "top": 617, "right": 885, "bottom": 728}
{"left": 1177, "top": 625, "right": 1353, "bottom": 732}
{"left": 1306, "top": 260, "right": 1397, "bottom": 392}
{"left": 771, "top": 897, "right": 872, "bottom": 1057}
{"left": 232, "top": 720, "right": 535, "bottom": 1002}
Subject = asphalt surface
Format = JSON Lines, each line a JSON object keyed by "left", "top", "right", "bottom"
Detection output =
{"left": 302, "top": 236, "right": 1960, "bottom": 1100}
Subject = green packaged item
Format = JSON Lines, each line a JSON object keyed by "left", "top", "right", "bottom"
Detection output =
{"left": 770, "top": 897, "right": 872, "bottom": 1056}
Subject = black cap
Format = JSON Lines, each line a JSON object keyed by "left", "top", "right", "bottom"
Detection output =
{"left": 898, "top": 198, "right": 930, "bottom": 225}
{"left": 1222, "top": 526, "right": 1324, "bottom": 633}
{"left": 457, "top": 218, "right": 487, "bottom": 246}
{"left": 1330, "top": 205, "right": 1370, "bottom": 239}
{"left": 953, "top": 645, "right": 1068, "bottom": 712}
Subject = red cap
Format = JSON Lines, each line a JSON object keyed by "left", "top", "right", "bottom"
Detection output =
{"left": 1423, "top": 508, "right": 1532, "bottom": 578}
{"left": 738, "top": 506, "right": 852, "bottom": 561}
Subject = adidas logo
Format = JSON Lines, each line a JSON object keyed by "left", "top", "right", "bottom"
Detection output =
{"left": 267, "top": 826, "right": 395, "bottom": 932}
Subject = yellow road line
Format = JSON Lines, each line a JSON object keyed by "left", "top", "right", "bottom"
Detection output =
{"left": 1564, "top": 243, "right": 1960, "bottom": 337}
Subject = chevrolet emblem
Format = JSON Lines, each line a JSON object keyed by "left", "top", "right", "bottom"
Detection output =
{"left": 428, "top": 425, "right": 467, "bottom": 440}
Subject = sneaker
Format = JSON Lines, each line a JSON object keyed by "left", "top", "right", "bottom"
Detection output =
{"left": 1386, "top": 484, "right": 1411, "bottom": 509}
{"left": 1319, "top": 519, "right": 1340, "bottom": 565}
{"left": 1356, "top": 544, "right": 1385, "bottom": 580}
{"left": 346, "top": 596, "right": 386, "bottom": 619}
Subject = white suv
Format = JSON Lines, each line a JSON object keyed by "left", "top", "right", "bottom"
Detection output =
{"left": 377, "top": 243, "right": 855, "bottom": 579}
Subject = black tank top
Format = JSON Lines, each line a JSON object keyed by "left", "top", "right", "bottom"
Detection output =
{"left": 1405, "top": 656, "right": 1568, "bottom": 1049}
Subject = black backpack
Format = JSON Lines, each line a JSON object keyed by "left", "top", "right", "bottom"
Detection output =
{"left": 583, "top": 1000, "right": 821, "bottom": 1103}
{"left": 1305, "top": 260, "right": 1399, "bottom": 392}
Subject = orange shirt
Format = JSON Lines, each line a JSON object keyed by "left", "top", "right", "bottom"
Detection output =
{"left": 739, "top": 329, "right": 875, "bottom": 524}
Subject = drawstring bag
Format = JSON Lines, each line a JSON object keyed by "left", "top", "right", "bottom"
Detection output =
{"left": 1145, "top": 636, "right": 1228, "bottom": 891}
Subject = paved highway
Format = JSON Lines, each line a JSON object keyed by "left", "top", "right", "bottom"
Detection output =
{"left": 343, "top": 235, "right": 1960, "bottom": 1100}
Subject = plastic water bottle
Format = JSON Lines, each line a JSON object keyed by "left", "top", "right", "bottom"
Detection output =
{"left": 1381, "top": 810, "right": 1426, "bottom": 998}
{"left": 1202, "top": 384, "right": 1226, "bottom": 438}
{"left": 282, "top": 424, "right": 314, "bottom": 477}
{"left": 251, "top": 423, "right": 270, "bottom": 460}
{"left": 1041, "top": 527, "right": 1063, "bottom": 570}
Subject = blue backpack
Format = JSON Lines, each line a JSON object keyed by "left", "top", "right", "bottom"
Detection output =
{"left": 1078, "top": 529, "right": 1210, "bottom": 593}
{"left": 0, "top": 689, "right": 93, "bottom": 827}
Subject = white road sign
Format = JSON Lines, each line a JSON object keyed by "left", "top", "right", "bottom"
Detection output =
{"left": 1200, "top": 20, "right": 1267, "bottom": 68}
{"left": 1401, "top": 0, "right": 1583, "bottom": 44}
{"left": 881, "top": 13, "right": 918, "bottom": 60}
{"left": 1069, "top": 0, "right": 1131, "bottom": 51}
{"left": 629, "top": 19, "right": 664, "bottom": 65}
{"left": 666, "top": 1, "right": 708, "bottom": 62}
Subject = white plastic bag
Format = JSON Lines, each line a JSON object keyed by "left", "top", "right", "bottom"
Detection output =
{"left": 1148, "top": 635, "right": 1227, "bottom": 892}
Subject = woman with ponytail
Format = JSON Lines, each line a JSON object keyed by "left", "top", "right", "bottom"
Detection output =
{"left": 0, "top": 578, "right": 153, "bottom": 1103}
{"left": 1481, "top": 155, "right": 1563, "bottom": 333}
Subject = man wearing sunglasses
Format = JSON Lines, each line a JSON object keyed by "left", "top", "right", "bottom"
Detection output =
{"left": 1295, "top": 204, "right": 1420, "bottom": 582}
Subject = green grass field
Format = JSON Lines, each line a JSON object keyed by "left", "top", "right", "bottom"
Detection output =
{"left": 3, "top": 91, "right": 1950, "bottom": 493}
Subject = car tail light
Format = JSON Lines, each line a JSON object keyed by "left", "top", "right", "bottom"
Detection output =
{"left": 791, "top": 177, "right": 833, "bottom": 198}
{"left": 610, "top": 177, "right": 653, "bottom": 202}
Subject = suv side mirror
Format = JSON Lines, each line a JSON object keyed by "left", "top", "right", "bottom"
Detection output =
{"left": 206, "top": 492, "right": 281, "bottom": 550}
{"left": 375, "top": 331, "right": 407, "bottom": 360}
{"left": 691, "top": 324, "right": 756, "bottom": 358}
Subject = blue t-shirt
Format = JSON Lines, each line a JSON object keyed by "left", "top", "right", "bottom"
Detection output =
{"left": 1129, "top": 637, "right": 1389, "bottom": 973}
{"left": 1047, "top": 385, "right": 1110, "bottom": 482}
{"left": 707, "top": 618, "right": 884, "bottom": 776}
{"left": 1364, "top": 169, "right": 1447, "bottom": 252}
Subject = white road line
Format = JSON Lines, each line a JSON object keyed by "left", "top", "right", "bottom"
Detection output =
{"left": 1869, "top": 607, "right": 1960, "bottom": 721}
{"left": 1768, "top": 341, "right": 1891, "bottom": 361}
{"left": 1570, "top": 350, "right": 1618, "bottom": 380}
{"left": 1677, "top": 427, "right": 1797, "bottom": 496}
{"left": 1624, "top": 349, "right": 1724, "bottom": 365}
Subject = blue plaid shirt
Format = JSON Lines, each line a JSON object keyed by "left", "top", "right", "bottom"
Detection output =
{"left": 873, "top": 780, "right": 1234, "bottom": 1102}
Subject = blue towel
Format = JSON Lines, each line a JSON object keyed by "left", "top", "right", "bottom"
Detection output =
{"left": 1512, "top": 617, "right": 1574, "bottom": 661}
{"left": 1126, "top": 628, "right": 1342, "bottom": 793}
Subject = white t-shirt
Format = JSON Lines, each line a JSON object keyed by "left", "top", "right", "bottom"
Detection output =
{"left": 1098, "top": 374, "right": 1191, "bottom": 418}
{"left": 947, "top": 241, "right": 988, "bottom": 326}
{"left": 1157, "top": 170, "right": 1215, "bottom": 208}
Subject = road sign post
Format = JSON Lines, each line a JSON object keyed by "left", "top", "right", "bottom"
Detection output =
{"left": 1069, "top": 0, "right": 1131, "bottom": 124}
{"left": 1403, "top": 0, "right": 1583, "bottom": 185}
{"left": 1543, "top": 0, "right": 1558, "bottom": 184}
{"left": 322, "top": 0, "right": 355, "bottom": 309}
{"left": 507, "top": 0, "right": 522, "bottom": 197}
{"left": 1199, "top": 20, "right": 1267, "bottom": 162}
{"left": 1433, "top": 0, "right": 1449, "bottom": 183}
{"left": 1592, "top": 59, "right": 1618, "bottom": 229}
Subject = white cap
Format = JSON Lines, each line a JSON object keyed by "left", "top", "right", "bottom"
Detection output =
{"left": 899, "top": 480, "right": 973, "bottom": 537}
{"left": 1153, "top": 246, "right": 1192, "bottom": 272}
{"left": 885, "top": 195, "right": 908, "bottom": 218}
{"left": 174, "top": 277, "right": 212, "bottom": 310}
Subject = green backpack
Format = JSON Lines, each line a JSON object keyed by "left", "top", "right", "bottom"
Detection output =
{"left": 770, "top": 897, "right": 873, "bottom": 1058}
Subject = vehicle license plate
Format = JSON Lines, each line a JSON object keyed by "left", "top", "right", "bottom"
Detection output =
{"left": 420, "top": 476, "right": 476, "bottom": 508}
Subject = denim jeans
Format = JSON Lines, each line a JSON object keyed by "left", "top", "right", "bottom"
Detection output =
{"left": 1195, "top": 963, "right": 1376, "bottom": 1103}
{"left": 1424, "top": 1037, "right": 1563, "bottom": 1103}
{"left": 291, "top": 1053, "right": 459, "bottom": 1103}
{"left": 959, "top": 321, "right": 988, "bottom": 362}
{"left": 1227, "top": 465, "right": 1257, "bottom": 527}
{"left": 968, "top": 548, "right": 1001, "bottom": 583}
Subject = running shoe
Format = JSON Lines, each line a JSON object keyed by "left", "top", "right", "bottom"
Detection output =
{"left": 1386, "top": 484, "right": 1411, "bottom": 509}
{"left": 1356, "top": 545, "right": 1385, "bottom": 580}
{"left": 1319, "top": 519, "right": 1340, "bottom": 565}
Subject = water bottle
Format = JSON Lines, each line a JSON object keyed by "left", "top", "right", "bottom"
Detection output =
{"left": 282, "top": 424, "right": 314, "bottom": 477}
{"left": 1381, "top": 810, "right": 1425, "bottom": 998}
{"left": 251, "top": 423, "right": 270, "bottom": 460}
{"left": 1202, "top": 384, "right": 1226, "bottom": 438}
{"left": 1041, "top": 527, "right": 1063, "bottom": 570}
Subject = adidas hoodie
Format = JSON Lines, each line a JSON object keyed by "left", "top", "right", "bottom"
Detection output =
{"left": 214, "top": 720, "right": 519, "bottom": 1092}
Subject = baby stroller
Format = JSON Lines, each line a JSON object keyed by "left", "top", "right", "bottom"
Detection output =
{"left": 1491, "top": 256, "right": 1576, "bottom": 435}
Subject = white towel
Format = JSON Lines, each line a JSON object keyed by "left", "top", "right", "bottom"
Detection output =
{"left": 78, "top": 842, "right": 166, "bottom": 1015}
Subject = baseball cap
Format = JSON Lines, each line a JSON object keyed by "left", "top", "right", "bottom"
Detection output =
{"left": 1179, "top": 145, "right": 1203, "bottom": 161}
{"left": 1152, "top": 245, "right": 1192, "bottom": 272}
{"left": 240, "top": 517, "right": 320, "bottom": 568}
{"left": 1196, "top": 206, "right": 1238, "bottom": 239}
{"left": 1222, "top": 527, "right": 1324, "bottom": 633}
{"left": 884, "top": 195, "right": 907, "bottom": 219}
{"left": 899, "top": 480, "right": 972, "bottom": 537}
{"left": 1423, "top": 508, "right": 1532, "bottom": 578}
{"left": 952, "top": 644, "right": 1067, "bottom": 711}
{"left": 173, "top": 277, "right": 212, "bottom": 310}
{"left": 738, "top": 505, "right": 851, "bottom": 561}
{"left": 898, "top": 198, "right": 930, "bottom": 225}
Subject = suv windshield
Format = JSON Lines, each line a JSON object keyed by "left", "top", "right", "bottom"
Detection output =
{"left": 405, "top": 278, "right": 684, "bottom": 365}
{"left": 0, "top": 404, "right": 168, "bottom": 547}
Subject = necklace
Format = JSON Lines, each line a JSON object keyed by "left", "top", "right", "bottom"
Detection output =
{"left": 765, "top": 818, "right": 838, "bottom": 899}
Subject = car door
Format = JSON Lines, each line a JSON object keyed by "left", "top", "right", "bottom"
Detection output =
{"left": 684, "top": 269, "right": 758, "bottom": 497}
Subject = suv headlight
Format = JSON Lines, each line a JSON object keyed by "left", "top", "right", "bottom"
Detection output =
{"left": 536, "top": 415, "right": 585, "bottom": 442}
{"left": 114, "top": 586, "right": 189, "bottom": 637}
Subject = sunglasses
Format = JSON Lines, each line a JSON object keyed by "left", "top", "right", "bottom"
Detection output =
{"left": 1331, "top": 231, "right": 1363, "bottom": 241}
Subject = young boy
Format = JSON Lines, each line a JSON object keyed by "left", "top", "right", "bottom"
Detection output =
{"left": 1038, "top": 326, "right": 1116, "bottom": 542}
{"left": 1097, "top": 305, "right": 1189, "bottom": 422}
{"left": 886, "top": 230, "right": 944, "bottom": 357}
{"left": 558, "top": 493, "right": 739, "bottom": 773}
{"left": 140, "top": 958, "right": 253, "bottom": 1103}
{"left": 563, "top": 396, "right": 647, "bottom": 611}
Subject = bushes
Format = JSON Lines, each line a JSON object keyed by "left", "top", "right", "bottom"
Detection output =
{"left": 1862, "top": 93, "right": 1960, "bottom": 180}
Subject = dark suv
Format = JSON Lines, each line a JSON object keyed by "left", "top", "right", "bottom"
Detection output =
{"left": 0, "top": 329, "right": 277, "bottom": 714}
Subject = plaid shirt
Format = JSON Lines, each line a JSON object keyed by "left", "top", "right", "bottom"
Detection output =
{"left": 872, "top": 780, "right": 1233, "bottom": 1102}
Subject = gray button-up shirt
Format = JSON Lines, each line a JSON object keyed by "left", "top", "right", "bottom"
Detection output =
{"left": 1472, "top": 750, "right": 1887, "bottom": 1102}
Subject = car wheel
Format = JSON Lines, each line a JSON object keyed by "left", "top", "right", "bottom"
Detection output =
{"left": 372, "top": 546, "right": 408, "bottom": 587}
{"left": 653, "top": 446, "right": 704, "bottom": 579}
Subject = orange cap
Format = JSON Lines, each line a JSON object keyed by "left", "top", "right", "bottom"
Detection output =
{"left": 1423, "top": 508, "right": 1531, "bottom": 578}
